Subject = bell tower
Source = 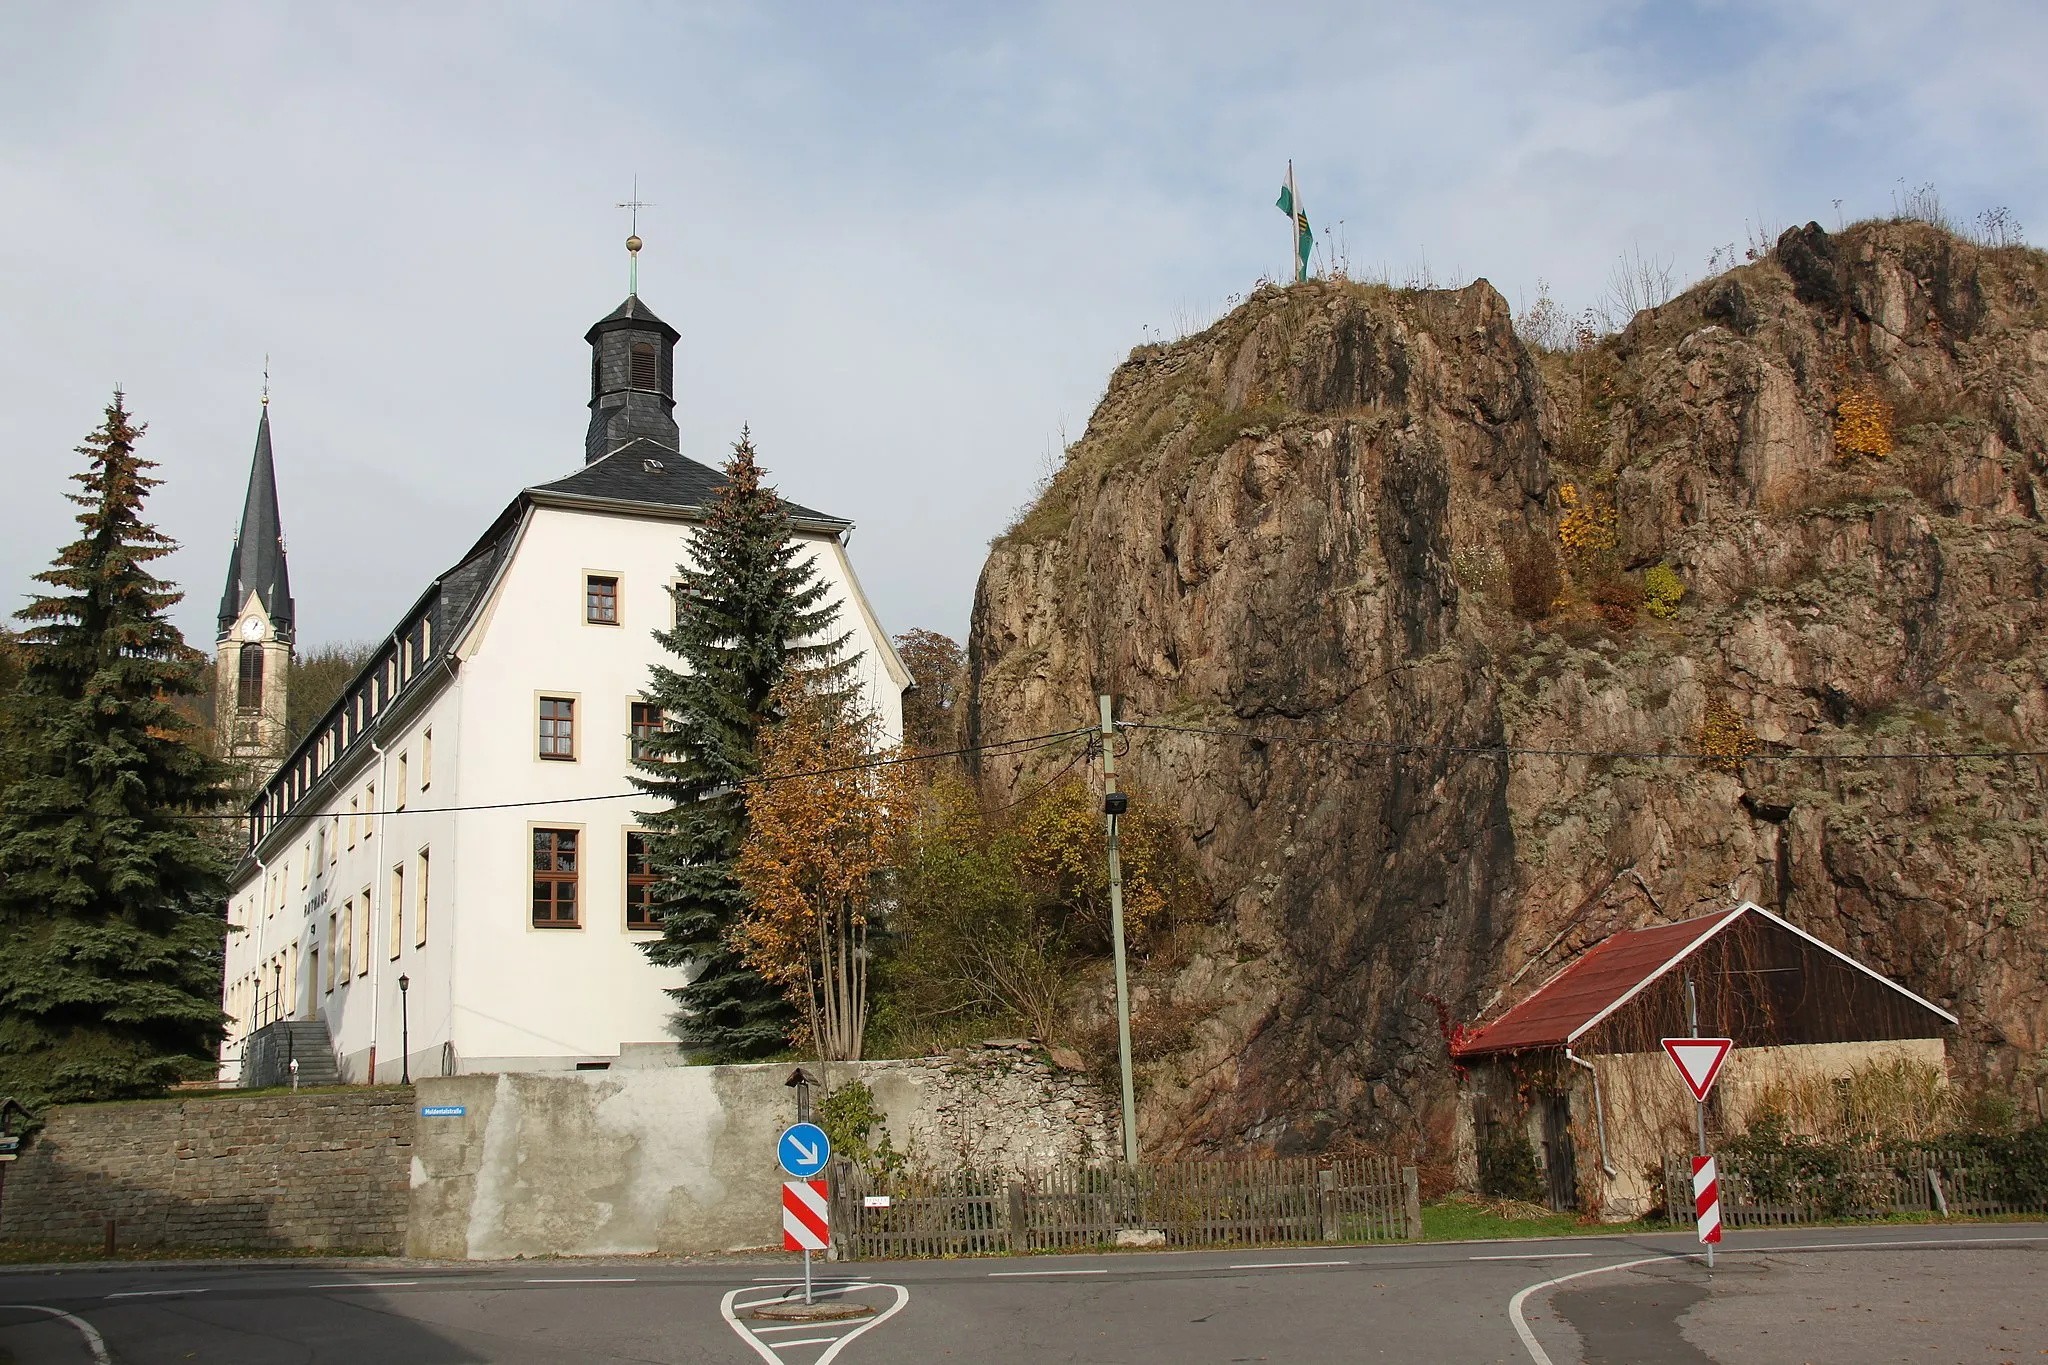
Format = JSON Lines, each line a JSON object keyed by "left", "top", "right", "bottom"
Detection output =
{"left": 216, "top": 400, "right": 294, "bottom": 773}
{"left": 582, "top": 230, "right": 681, "bottom": 464}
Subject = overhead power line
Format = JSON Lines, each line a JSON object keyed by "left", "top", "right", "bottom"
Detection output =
{"left": 165, "top": 725, "right": 1097, "bottom": 822}
{"left": 1119, "top": 719, "right": 2048, "bottom": 765}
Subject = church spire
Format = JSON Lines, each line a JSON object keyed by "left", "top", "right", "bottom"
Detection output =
{"left": 217, "top": 404, "right": 294, "bottom": 639}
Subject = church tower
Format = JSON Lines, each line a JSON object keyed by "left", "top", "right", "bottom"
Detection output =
{"left": 582, "top": 234, "right": 681, "bottom": 464}
{"left": 215, "top": 402, "right": 294, "bottom": 772}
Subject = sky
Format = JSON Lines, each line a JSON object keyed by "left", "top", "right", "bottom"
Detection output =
{"left": 3, "top": 2, "right": 2045, "bottom": 655}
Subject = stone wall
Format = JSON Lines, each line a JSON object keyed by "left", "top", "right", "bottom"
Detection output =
{"left": 0, "top": 1089, "right": 414, "bottom": 1252}
{"left": 409, "top": 1053, "right": 1115, "bottom": 1259}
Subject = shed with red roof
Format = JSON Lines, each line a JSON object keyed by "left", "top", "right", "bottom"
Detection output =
{"left": 1451, "top": 902, "right": 1955, "bottom": 1218}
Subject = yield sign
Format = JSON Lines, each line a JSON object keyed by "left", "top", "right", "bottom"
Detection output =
{"left": 1661, "top": 1037, "right": 1734, "bottom": 1102}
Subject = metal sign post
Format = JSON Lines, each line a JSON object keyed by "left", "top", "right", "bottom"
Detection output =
{"left": 778, "top": 1124, "right": 833, "bottom": 1306}
{"left": 1661, "top": 1030, "right": 1733, "bottom": 1260}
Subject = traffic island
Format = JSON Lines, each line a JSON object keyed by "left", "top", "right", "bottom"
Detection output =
{"left": 748, "top": 1299, "right": 876, "bottom": 1322}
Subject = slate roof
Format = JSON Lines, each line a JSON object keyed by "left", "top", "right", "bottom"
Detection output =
{"left": 585, "top": 293, "right": 680, "bottom": 342}
{"left": 528, "top": 445, "right": 847, "bottom": 529}
{"left": 216, "top": 407, "right": 293, "bottom": 631}
{"left": 1450, "top": 902, "right": 1956, "bottom": 1057}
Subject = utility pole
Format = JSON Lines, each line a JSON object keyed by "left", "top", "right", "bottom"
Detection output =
{"left": 1099, "top": 695, "right": 1139, "bottom": 1166}
{"left": 1687, "top": 974, "right": 1712, "bottom": 1271}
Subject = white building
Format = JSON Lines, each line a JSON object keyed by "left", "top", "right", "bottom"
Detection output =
{"left": 218, "top": 280, "right": 908, "bottom": 1084}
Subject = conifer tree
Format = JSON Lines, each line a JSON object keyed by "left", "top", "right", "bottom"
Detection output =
{"left": 0, "top": 394, "right": 230, "bottom": 1105}
{"left": 634, "top": 430, "right": 853, "bottom": 1059}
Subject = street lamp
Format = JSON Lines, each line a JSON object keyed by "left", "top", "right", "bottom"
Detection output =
{"left": 398, "top": 974, "right": 411, "bottom": 1085}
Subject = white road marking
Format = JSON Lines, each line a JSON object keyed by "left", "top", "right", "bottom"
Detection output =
{"left": 752, "top": 1322, "right": 860, "bottom": 1335}
{"left": 988, "top": 1268, "right": 1108, "bottom": 1277}
{"left": 1508, "top": 1256, "right": 1682, "bottom": 1365}
{"left": 1225, "top": 1260, "right": 1351, "bottom": 1269}
{"left": 1745, "top": 1234, "right": 2048, "bottom": 1254}
{"left": 720, "top": 1282, "right": 908, "bottom": 1365}
{"left": 1472, "top": 1252, "right": 1595, "bottom": 1261}
{"left": 525, "top": 1277, "right": 637, "bottom": 1283}
{"left": 749, "top": 1275, "right": 870, "bottom": 1282}
{"left": 4, "top": 1304, "right": 112, "bottom": 1365}
{"left": 308, "top": 1280, "right": 420, "bottom": 1288}
{"left": 105, "top": 1289, "right": 207, "bottom": 1298}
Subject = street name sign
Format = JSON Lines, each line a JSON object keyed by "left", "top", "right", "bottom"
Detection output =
{"left": 777, "top": 1121, "right": 831, "bottom": 1178}
{"left": 420, "top": 1105, "right": 466, "bottom": 1118}
{"left": 783, "top": 1179, "right": 830, "bottom": 1251}
{"left": 1661, "top": 1038, "right": 1734, "bottom": 1103}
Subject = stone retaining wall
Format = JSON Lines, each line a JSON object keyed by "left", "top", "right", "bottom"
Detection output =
{"left": 0, "top": 1088, "right": 414, "bottom": 1252}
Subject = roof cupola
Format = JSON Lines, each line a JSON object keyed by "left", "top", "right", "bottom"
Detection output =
{"left": 583, "top": 234, "right": 681, "bottom": 464}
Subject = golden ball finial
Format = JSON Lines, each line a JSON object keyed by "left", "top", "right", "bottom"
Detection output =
{"left": 626, "top": 234, "right": 642, "bottom": 254}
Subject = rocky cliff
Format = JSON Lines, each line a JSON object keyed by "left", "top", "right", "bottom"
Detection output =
{"left": 967, "top": 221, "right": 2048, "bottom": 1156}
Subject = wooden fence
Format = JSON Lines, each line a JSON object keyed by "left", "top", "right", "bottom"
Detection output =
{"left": 830, "top": 1157, "right": 1421, "bottom": 1260}
{"left": 1662, "top": 1147, "right": 2048, "bottom": 1227}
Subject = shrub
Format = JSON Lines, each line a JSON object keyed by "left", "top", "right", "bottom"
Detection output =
{"left": 1643, "top": 564, "right": 1685, "bottom": 618}
{"left": 1834, "top": 381, "right": 1894, "bottom": 459}
{"left": 1478, "top": 1123, "right": 1545, "bottom": 1203}
{"left": 817, "top": 1079, "right": 905, "bottom": 1179}
{"left": 1697, "top": 696, "right": 1759, "bottom": 770}
{"left": 1590, "top": 574, "right": 1644, "bottom": 628}
{"left": 1557, "top": 482, "right": 1619, "bottom": 562}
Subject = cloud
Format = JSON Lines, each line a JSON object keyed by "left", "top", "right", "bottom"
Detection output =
{"left": 2, "top": 1, "right": 2043, "bottom": 657}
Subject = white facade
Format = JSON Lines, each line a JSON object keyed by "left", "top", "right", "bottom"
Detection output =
{"left": 219, "top": 486, "right": 907, "bottom": 1083}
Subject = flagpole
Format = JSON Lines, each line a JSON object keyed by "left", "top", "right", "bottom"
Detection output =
{"left": 1286, "top": 160, "right": 1296, "bottom": 284}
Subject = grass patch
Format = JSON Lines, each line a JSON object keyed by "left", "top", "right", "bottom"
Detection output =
{"left": 1421, "top": 1199, "right": 1661, "bottom": 1243}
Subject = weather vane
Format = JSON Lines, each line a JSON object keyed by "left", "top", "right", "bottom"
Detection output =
{"left": 617, "top": 176, "right": 655, "bottom": 294}
{"left": 262, "top": 354, "right": 270, "bottom": 407}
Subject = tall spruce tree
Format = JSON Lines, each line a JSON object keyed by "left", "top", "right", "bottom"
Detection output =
{"left": 634, "top": 431, "right": 853, "bottom": 1058}
{"left": 0, "top": 394, "right": 230, "bottom": 1105}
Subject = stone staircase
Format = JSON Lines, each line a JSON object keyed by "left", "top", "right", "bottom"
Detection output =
{"left": 242, "top": 1018, "right": 341, "bottom": 1089}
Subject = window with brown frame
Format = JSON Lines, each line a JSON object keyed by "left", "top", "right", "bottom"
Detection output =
{"left": 532, "top": 828, "right": 580, "bottom": 927}
{"left": 421, "top": 728, "right": 432, "bottom": 789}
{"left": 538, "top": 697, "right": 576, "bottom": 760}
{"left": 630, "top": 342, "right": 658, "bottom": 390}
{"left": 416, "top": 848, "right": 430, "bottom": 947}
{"left": 356, "top": 888, "right": 372, "bottom": 974}
{"left": 625, "top": 831, "right": 658, "bottom": 930}
{"left": 585, "top": 575, "right": 619, "bottom": 625}
{"left": 389, "top": 864, "right": 404, "bottom": 959}
{"left": 630, "top": 701, "right": 663, "bottom": 762}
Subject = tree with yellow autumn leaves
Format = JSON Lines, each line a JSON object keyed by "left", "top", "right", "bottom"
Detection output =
{"left": 733, "top": 677, "right": 914, "bottom": 1062}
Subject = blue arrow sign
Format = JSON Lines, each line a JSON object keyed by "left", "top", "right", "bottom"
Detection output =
{"left": 778, "top": 1122, "right": 831, "bottom": 1178}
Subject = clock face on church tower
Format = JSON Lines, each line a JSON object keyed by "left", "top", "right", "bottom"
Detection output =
{"left": 241, "top": 616, "right": 264, "bottom": 641}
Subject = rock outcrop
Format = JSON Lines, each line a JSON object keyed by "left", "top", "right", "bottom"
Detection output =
{"left": 967, "top": 221, "right": 2048, "bottom": 1155}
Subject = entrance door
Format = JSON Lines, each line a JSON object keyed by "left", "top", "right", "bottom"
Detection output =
{"left": 1542, "top": 1093, "right": 1578, "bottom": 1211}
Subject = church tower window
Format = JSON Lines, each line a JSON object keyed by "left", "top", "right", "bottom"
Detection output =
{"left": 630, "top": 342, "right": 658, "bottom": 390}
{"left": 237, "top": 643, "right": 265, "bottom": 713}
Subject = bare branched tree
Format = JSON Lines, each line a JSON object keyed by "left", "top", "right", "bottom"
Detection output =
{"left": 1599, "top": 245, "right": 1675, "bottom": 331}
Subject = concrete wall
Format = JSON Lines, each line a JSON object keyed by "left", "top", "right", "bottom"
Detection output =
{"left": 1591, "top": 1037, "right": 1948, "bottom": 1216}
{"left": 1453, "top": 1037, "right": 1948, "bottom": 1220}
{"left": 408, "top": 1054, "right": 1113, "bottom": 1259}
{"left": 0, "top": 1089, "right": 413, "bottom": 1252}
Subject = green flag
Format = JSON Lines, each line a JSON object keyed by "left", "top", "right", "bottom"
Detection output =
{"left": 1275, "top": 163, "right": 1312, "bottom": 282}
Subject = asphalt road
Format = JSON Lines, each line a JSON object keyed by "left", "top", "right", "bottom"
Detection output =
{"left": 2, "top": 1223, "right": 2043, "bottom": 1364}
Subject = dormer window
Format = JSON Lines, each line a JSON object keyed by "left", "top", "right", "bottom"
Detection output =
{"left": 630, "top": 342, "right": 658, "bottom": 390}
